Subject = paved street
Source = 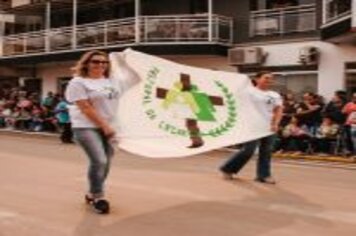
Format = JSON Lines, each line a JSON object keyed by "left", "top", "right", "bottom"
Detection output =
{"left": 0, "top": 133, "right": 356, "bottom": 236}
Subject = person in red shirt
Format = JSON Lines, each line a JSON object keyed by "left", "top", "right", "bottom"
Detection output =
{"left": 342, "top": 93, "right": 356, "bottom": 155}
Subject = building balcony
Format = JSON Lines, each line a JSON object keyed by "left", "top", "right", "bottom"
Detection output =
{"left": 0, "top": 14, "right": 233, "bottom": 58}
{"left": 249, "top": 4, "right": 317, "bottom": 37}
{"left": 321, "top": 0, "right": 354, "bottom": 42}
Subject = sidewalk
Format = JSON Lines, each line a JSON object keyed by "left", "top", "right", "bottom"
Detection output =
{"left": 1, "top": 128, "right": 356, "bottom": 164}
{"left": 273, "top": 152, "right": 356, "bottom": 164}
{"left": 0, "top": 128, "right": 59, "bottom": 140}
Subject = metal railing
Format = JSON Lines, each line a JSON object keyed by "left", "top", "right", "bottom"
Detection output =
{"left": 1, "top": 14, "right": 233, "bottom": 57}
{"left": 249, "top": 4, "right": 316, "bottom": 37}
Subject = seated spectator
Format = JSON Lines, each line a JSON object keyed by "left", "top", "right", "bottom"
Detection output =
{"left": 29, "top": 105, "right": 44, "bottom": 132}
{"left": 15, "top": 105, "right": 32, "bottom": 131}
{"left": 312, "top": 116, "right": 340, "bottom": 156}
{"left": 277, "top": 116, "right": 310, "bottom": 154}
{"left": 54, "top": 97, "right": 73, "bottom": 143}
{"left": 41, "top": 106, "right": 58, "bottom": 132}
{"left": 7, "top": 106, "right": 20, "bottom": 130}
{"left": 295, "top": 92, "right": 324, "bottom": 135}
{"left": 42, "top": 92, "right": 55, "bottom": 110}
{"left": 0, "top": 105, "right": 5, "bottom": 128}
{"left": 280, "top": 91, "right": 297, "bottom": 127}
{"left": 322, "top": 90, "right": 347, "bottom": 125}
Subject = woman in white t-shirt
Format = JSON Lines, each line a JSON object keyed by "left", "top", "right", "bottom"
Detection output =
{"left": 65, "top": 50, "right": 139, "bottom": 214}
{"left": 220, "top": 71, "right": 283, "bottom": 184}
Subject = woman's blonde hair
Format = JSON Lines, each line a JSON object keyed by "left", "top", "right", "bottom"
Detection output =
{"left": 72, "top": 50, "right": 110, "bottom": 78}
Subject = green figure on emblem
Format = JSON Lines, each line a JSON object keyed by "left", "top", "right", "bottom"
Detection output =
{"left": 157, "top": 73, "right": 224, "bottom": 148}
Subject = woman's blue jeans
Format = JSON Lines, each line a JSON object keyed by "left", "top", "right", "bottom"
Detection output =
{"left": 220, "top": 135, "right": 276, "bottom": 179}
{"left": 73, "top": 128, "right": 114, "bottom": 198}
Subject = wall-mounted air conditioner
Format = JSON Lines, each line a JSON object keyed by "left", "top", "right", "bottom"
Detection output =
{"left": 228, "top": 47, "right": 265, "bottom": 65}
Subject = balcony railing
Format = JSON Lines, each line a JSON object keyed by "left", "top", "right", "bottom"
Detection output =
{"left": 1, "top": 14, "right": 233, "bottom": 57}
{"left": 249, "top": 4, "right": 316, "bottom": 37}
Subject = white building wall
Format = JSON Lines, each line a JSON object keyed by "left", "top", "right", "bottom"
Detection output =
{"left": 248, "top": 40, "right": 356, "bottom": 99}
{"left": 34, "top": 44, "right": 356, "bottom": 100}
{"left": 36, "top": 56, "right": 235, "bottom": 96}
{"left": 163, "top": 55, "right": 236, "bottom": 72}
{"left": 37, "top": 61, "right": 73, "bottom": 96}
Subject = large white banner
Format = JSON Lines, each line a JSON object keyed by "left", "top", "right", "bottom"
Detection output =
{"left": 111, "top": 49, "right": 272, "bottom": 158}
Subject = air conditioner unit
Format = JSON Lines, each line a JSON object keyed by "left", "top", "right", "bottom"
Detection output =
{"left": 299, "top": 46, "right": 319, "bottom": 65}
{"left": 228, "top": 47, "right": 264, "bottom": 65}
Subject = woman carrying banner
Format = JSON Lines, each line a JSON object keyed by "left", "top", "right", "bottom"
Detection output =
{"left": 65, "top": 50, "right": 139, "bottom": 213}
{"left": 220, "top": 71, "right": 283, "bottom": 184}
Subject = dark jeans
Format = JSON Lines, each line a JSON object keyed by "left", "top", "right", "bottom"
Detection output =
{"left": 220, "top": 135, "right": 276, "bottom": 179}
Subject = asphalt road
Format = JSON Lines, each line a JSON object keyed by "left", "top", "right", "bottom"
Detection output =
{"left": 0, "top": 134, "right": 356, "bottom": 236}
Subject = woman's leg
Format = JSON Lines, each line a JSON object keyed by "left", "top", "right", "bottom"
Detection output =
{"left": 257, "top": 135, "right": 276, "bottom": 179}
{"left": 220, "top": 140, "right": 258, "bottom": 175}
{"left": 73, "top": 128, "right": 111, "bottom": 199}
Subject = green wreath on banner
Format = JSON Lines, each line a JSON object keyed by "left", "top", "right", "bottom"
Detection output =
{"left": 201, "top": 80, "right": 237, "bottom": 137}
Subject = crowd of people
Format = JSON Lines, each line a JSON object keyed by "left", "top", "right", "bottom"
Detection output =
{"left": 0, "top": 86, "right": 73, "bottom": 143}
{"left": 1, "top": 82, "right": 356, "bottom": 157}
{"left": 275, "top": 90, "right": 356, "bottom": 157}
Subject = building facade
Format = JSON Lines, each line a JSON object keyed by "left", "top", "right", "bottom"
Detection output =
{"left": 0, "top": 0, "right": 355, "bottom": 99}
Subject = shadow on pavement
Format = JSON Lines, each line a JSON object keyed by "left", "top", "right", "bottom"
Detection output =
{"left": 73, "top": 182, "right": 331, "bottom": 236}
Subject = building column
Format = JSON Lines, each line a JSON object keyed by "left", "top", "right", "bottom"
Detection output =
{"left": 72, "top": 0, "right": 77, "bottom": 49}
{"left": 208, "top": 0, "right": 213, "bottom": 42}
{"left": 322, "top": 0, "right": 327, "bottom": 25}
{"left": 135, "top": 0, "right": 141, "bottom": 43}
{"left": 0, "top": 16, "right": 4, "bottom": 56}
{"left": 45, "top": 0, "right": 51, "bottom": 52}
{"left": 352, "top": 0, "right": 356, "bottom": 28}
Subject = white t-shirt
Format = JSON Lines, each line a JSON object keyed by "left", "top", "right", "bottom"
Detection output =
{"left": 247, "top": 86, "right": 283, "bottom": 123}
{"left": 65, "top": 76, "right": 130, "bottom": 128}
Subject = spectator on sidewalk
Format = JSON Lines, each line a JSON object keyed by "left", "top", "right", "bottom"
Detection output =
{"left": 312, "top": 115, "right": 340, "bottom": 156}
{"left": 55, "top": 96, "right": 73, "bottom": 143}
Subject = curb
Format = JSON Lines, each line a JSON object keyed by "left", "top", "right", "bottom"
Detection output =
{"left": 1, "top": 130, "right": 356, "bottom": 164}
{"left": 273, "top": 153, "right": 356, "bottom": 164}
{"left": 0, "top": 129, "right": 59, "bottom": 140}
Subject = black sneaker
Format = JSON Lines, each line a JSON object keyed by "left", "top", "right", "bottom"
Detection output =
{"left": 85, "top": 195, "right": 110, "bottom": 214}
{"left": 92, "top": 199, "right": 110, "bottom": 214}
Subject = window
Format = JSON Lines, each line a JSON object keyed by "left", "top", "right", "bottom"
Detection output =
{"left": 326, "top": 0, "right": 351, "bottom": 22}
{"left": 345, "top": 72, "right": 356, "bottom": 96}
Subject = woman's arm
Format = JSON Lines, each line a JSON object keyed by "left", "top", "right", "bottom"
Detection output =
{"left": 271, "top": 105, "right": 283, "bottom": 132}
{"left": 75, "top": 99, "right": 115, "bottom": 138}
{"left": 109, "top": 52, "right": 140, "bottom": 91}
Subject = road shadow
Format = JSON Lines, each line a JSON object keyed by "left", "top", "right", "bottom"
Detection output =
{"left": 72, "top": 181, "right": 331, "bottom": 236}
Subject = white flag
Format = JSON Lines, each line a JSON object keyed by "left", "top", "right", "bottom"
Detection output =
{"left": 111, "top": 49, "right": 272, "bottom": 158}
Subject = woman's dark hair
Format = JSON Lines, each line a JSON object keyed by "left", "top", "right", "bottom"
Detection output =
{"left": 255, "top": 71, "right": 272, "bottom": 79}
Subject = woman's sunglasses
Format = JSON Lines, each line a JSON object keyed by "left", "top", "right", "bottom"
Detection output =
{"left": 89, "top": 59, "right": 109, "bottom": 65}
